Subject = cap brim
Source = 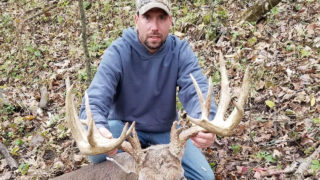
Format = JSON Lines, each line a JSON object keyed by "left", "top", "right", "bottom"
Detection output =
{"left": 139, "top": 2, "right": 171, "bottom": 15}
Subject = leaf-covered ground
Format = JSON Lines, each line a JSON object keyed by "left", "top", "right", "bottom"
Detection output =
{"left": 0, "top": 0, "right": 319, "bottom": 179}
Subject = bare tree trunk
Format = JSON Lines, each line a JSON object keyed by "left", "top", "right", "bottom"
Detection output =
{"left": 235, "top": 0, "right": 282, "bottom": 26}
{"left": 0, "top": 142, "right": 18, "bottom": 169}
{"left": 78, "top": 0, "right": 92, "bottom": 84}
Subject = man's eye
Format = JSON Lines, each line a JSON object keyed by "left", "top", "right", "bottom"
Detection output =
{"left": 159, "top": 15, "right": 165, "bottom": 20}
{"left": 144, "top": 15, "right": 150, "bottom": 20}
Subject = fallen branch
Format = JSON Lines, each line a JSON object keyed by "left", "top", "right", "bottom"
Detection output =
{"left": 294, "top": 144, "right": 320, "bottom": 179}
{"left": 0, "top": 142, "right": 18, "bottom": 169}
{"left": 259, "top": 144, "right": 320, "bottom": 178}
{"left": 235, "top": 0, "right": 282, "bottom": 26}
{"left": 259, "top": 161, "right": 298, "bottom": 177}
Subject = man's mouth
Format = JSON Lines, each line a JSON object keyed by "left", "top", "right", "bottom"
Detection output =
{"left": 149, "top": 35, "right": 161, "bottom": 41}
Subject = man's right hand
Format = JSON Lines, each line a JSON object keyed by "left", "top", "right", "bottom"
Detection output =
{"left": 98, "top": 127, "right": 118, "bottom": 156}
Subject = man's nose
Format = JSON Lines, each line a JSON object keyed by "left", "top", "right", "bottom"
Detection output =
{"left": 150, "top": 20, "right": 159, "bottom": 32}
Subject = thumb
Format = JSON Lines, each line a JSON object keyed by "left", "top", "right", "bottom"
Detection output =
{"left": 98, "top": 127, "right": 113, "bottom": 139}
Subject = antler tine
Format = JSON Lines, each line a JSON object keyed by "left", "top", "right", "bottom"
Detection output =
{"left": 211, "top": 50, "right": 250, "bottom": 133}
{"left": 183, "top": 50, "right": 250, "bottom": 137}
{"left": 65, "top": 80, "right": 135, "bottom": 155}
{"left": 119, "top": 122, "right": 146, "bottom": 172}
{"left": 65, "top": 80, "right": 88, "bottom": 147}
{"left": 205, "top": 76, "right": 213, "bottom": 117}
{"left": 85, "top": 91, "right": 96, "bottom": 146}
{"left": 186, "top": 74, "right": 216, "bottom": 129}
{"left": 169, "top": 121, "right": 202, "bottom": 158}
{"left": 168, "top": 122, "right": 184, "bottom": 157}
{"left": 214, "top": 50, "right": 233, "bottom": 122}
{"left": 125, "top": 126, "right": 145, "bottom": 165}
{"left": 223, "top": 66, "right": 250, "bottom": 130}
{"left": 189, "top": 74, "right": 207, "bottom": 119}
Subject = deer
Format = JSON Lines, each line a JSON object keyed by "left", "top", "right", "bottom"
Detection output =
{"left": 52, "top": 51, "right": 250, "bottom": 180}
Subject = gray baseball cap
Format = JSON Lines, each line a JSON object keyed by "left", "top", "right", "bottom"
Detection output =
{"left": 136, "top": 0, "right": 171, "bottom": 15}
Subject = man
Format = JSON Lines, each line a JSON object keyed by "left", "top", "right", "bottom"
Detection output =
{"left": 79, "top": 0, "right": 217, "bottom": 179}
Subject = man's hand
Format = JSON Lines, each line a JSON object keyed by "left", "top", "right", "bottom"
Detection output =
{"left": 191, "top": 132, "right": 216, "bottom": 148}
{"left": 98, "top": 127, "right": 118, "bottom": 156}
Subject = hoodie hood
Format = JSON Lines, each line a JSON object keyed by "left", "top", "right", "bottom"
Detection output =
{"left": 122, "top": 27, "right": 171, "bottom": 59}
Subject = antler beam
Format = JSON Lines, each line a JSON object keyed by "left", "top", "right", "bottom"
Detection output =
{"left": 182, "top": 50, "right": 250, "bottom": 139}
{"left": 65, "top": 78, "right": 135, "bottom": 155}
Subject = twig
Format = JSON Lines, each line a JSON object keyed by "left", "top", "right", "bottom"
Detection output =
{"left": 0, "top": 142, "right": 18, "bottom": 169}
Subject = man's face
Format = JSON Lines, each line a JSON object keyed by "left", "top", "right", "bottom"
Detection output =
{"left": 135, "top": 8, "right": 172, "bottom": 54}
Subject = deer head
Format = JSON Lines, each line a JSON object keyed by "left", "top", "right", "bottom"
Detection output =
{"left": 65, "top": 50, "right": 250, "bottom": 180}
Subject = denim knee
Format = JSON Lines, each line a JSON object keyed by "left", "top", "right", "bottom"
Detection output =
{"left": 185, "top": 167, "right": 215, "bottom": 180}
{"left": 200, "top": 170, "right": 215, "bottom": 180}
{"left": 88, "top": 154, "right": 107, "bottom": 164}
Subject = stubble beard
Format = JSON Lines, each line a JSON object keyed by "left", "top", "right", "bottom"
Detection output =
{"left": 137, "top": 30, "right": 165, "bottom": 51}
{"left": 144, "top": 39, "right": 163, "bottom": 50}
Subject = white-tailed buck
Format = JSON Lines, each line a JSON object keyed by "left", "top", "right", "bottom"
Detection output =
{"left": 52, "top": 51, "right": 250, "bottom": 180}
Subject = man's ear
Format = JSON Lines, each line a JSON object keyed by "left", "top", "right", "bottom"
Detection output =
{"left": 169, "top": 16, "right": 173, "bottom": 28}
{"left": 135, "top": 14, "right": 139, "bottom": 25}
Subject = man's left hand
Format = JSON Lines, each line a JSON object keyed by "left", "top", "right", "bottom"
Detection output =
{"left": 191, "top": 132, "right": 216, "bottom": 148}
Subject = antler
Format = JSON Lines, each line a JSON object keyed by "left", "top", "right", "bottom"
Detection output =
{"left": 180, "top": 50, "right": 250, "bottom": 142}
{"left": 119, "top": 128, "right": 146, "bottom": 172}
{"left": 65, "top": 78, "right": 135, "bottom": 155}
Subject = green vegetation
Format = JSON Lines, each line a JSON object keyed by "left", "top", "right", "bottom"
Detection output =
{"left": 257, "top": 151, "right": 277, "bottom": 163}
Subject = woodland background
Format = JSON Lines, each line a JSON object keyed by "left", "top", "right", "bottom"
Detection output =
{"left": 0, "top": 0, "right": 319, "bottom": 179}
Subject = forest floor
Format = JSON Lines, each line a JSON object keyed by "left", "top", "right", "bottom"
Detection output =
{"left": 0, "top": 0, "right": 319, "bottom": 179}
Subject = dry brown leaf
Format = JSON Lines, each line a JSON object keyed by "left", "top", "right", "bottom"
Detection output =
{"left": 253, "top": 134, "right": 272, "bottom": 143}
{"left": 293, "top": 91, "right": 309, "bottom": 103}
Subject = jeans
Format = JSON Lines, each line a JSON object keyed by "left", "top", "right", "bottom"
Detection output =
{"left": 89, "top": 120, "right": 215, "bottom": 180}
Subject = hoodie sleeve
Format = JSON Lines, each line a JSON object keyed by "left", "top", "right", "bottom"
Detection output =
{"left": 177, "top": 41, "right": 217, "bottom": 120}
{"left": 79, "top": 40, "right": 123, "bottom": 130}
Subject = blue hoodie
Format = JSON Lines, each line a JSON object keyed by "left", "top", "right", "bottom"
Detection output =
{"left": 79, "top": 28, "right": 217, "bottom": 133}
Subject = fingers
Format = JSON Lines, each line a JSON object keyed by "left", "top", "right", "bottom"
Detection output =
{"left": 197, "top": 132, "right": 215, "bottom": 140}
{"left": 107, "top": 149, "right": 118, "bottom": 157}
{"left": 191, "top": 138, "right": 210, "bottom": 148}
{"left": 98, "top": 127, "right": 113, "bottom": 138}
{"left": 191, "top": 132, "right": 216, "bottom": 148}
{"left": 98, "top": 127, "right": 118, "bottom": 156}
